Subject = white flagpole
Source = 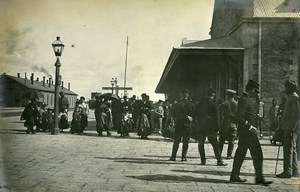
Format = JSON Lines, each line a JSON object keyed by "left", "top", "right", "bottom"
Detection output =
{"left": 124, "top": 36, "right": 129, "bottom": 96}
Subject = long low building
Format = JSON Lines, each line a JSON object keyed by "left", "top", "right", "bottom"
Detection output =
{"left": 0, "top": 73, "right": 78, "bottom": 108}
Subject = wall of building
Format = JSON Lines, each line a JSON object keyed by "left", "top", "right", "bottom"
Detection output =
{"left": 230, "top": 19, "right": 300, "bottom": 130}
{"left": 41, "top": 92, "right": 77, "bottom": 109}
{"left": 210, "top": 0, "right": 253, "bottom": 38}
{"left": 260, "top": 20, "right": 300, "bottom": 112}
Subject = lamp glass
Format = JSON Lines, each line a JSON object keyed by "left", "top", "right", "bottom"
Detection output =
{"left": 52, "top": 37, "right": 65, "bottom": 57}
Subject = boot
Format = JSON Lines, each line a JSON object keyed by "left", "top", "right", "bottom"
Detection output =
{"left": 255, "top": 177, "right": 273, "bottom": 186}
{"left": 227, "top": 141, "right": 234, "bottom": 159}
{"left": 169, "top": 144, "right": 179, "bottom": 161}
{"left": 198, "top": 144, "right": 206, "bottom": 165}
{"left": 181, "top": 144, "right": 189, "bottom": 161}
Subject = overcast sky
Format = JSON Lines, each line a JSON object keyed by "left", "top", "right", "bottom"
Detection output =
{"left": 0, "top": 0, "right": 214, "bottom": 101}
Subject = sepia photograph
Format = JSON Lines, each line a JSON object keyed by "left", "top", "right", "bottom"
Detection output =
{"left": 0, "top": 0, "right": 300, "bottom": 191}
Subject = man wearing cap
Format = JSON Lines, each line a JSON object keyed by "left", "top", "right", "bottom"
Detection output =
{"left": 219, "top": 89, "right": 238, "bottom": 159}
{"left": 196, "top": 88, "right": 227, "bottom": 166}
{"left": 276, "top": 80, "right": 299, "bottom": 178}
{"left": 169, "top": 89, "right": 195, "bottom": 161}
{"left": 230, "top": 80, "right": 272, "bottom": 185}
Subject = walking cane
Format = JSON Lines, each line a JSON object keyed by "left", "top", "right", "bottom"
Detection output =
{"left": 275, "top": 142, "right": 281, "bottom": 175}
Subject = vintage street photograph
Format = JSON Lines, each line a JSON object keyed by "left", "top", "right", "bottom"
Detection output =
{"left": 0, "top": 0, "right": 300, "bottom": 191}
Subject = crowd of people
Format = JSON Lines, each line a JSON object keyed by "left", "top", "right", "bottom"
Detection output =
{"left": 20, "top": 79, "right": 300, "bottom": 185}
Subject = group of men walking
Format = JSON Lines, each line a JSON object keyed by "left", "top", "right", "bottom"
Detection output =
{"left": 168, "top": 79, "right": 299, "bottom": 185}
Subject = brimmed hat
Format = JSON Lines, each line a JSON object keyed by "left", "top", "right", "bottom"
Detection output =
{"left": 226, "top": 89, "right": 237, "bottom": 94}
{"left": 285, "top": 80, "right": 297, "bottom": 93}
{"left": 247, "top": 80, "right": 260, "bottom": 93}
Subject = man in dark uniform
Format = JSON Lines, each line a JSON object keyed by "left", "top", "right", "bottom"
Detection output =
{"left": 219, "top": 89, "right": 238, "bottom": 159}
{"left": 196, "top": 88, "right": 227, "bottom": 166}
{"left": 169, "top": 89, "right": 195, "bottom": 161}
{"left": 230, "top": 80, "right": 272, "bottom": 185}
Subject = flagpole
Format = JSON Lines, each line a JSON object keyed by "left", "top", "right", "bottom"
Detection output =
{"left": 124, "top": 36, "right": 129, "bottom": 96}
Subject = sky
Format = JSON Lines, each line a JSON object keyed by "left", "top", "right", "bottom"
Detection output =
{"left": 0, "top": 0, "right": 214, "bottom": 101}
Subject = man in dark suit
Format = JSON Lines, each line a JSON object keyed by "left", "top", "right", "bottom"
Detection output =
{"left": 230, "top": 80, "right": 272, "bottom": 185}
{"left": 276, "top": 80, "right": 299, "bottom": 178}
{"left": 169, "top": 89, "right": 195, "bottom": 161}
{"left": 196, "top": 88, "right": 227, "bottom": 166}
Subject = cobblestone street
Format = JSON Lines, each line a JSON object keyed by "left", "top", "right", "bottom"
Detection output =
{"left": 0, "top": 112, "right": 300, "bottom": 192}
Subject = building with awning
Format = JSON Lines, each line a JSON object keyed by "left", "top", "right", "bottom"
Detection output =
{"left": 156, "top": 0, "right": 300, "bottom": 106}
{"left": 156, "top": 36, "right": 245, "bottom": 100}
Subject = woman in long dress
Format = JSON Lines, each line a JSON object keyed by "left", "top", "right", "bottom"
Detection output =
{"left": 137, "top": 94, "right": 153, "bottom": 139}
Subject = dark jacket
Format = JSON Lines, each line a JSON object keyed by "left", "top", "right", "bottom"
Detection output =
{"left": 282, "top": 92, "right": 299, "bottom": 131}
{"left": 172, "top": 98, "right": 195, "bottom": 129}
{"left": 21, "top": 102, "right": 39, "bottom": 127}
{"left": 196, "top": 97, "right": 219, "bottom": 134}
{"left": 219, "top": 98, "right": 237, "bottom": 128}
{"left": 59, "top": 97, "right": 69, "bottom": 113}
{"left": 236, "top": 92, "right": 258, "bottom": 136}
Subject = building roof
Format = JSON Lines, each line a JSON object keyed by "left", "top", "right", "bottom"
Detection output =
{"left": 2, "top": 74, "right": 77, "bottom": 96}
{"left": 155, "top": 47, "right": 244, "bottom": 93}
{"left": 254, "top": 0, "right": 300, "bottom": 18}
{"left": 181, "top": 36, "right": 243, "bottom": 49}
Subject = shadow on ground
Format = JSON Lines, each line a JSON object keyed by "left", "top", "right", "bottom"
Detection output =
{"left": 126, "top": 174, "right": 259, "bottom": 186}
{"left": 171, "top": 169, "right": 274, "bottom": 177}
{"left": 94, "top": 156, "right": 198, "bottom": 165}
{"left": 126, "top": 174, "right": 229, "bottom": 183}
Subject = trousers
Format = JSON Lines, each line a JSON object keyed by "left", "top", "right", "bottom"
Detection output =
{"left": 198, "top": 133, "right": 222, "bottom": 162}
{"left": 231, "top": 133, "right": 263, "bottom": 180}
{"left": 283, "top": 130, "right": 299, "bottom": 177}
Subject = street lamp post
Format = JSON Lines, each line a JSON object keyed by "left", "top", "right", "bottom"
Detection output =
{"left": 51, "top": 36, "right": 64, "bottom": 135}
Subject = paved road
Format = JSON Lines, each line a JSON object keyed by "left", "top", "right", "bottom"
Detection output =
{"left": 0, "top": 113, "right": 299, "bottom": 192}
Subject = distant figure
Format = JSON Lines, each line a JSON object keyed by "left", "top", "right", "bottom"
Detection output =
{"left": 154, "top": 100, "right": 164, "bottom": 134}
{"left": 98, "top": 98, "right": 112, "bottom": 136}
{"left": 129, "top": 95, "right": 139, "bottom": 132}
{"left": 257, "top": 97, "right": 264, "bottom": 138}
{"left": 219, "top": 89, "right": 238, "bottom": 159}
{"left": 268, "top": 99, "right": 279, "bottom": 139}
{"left": 137, "top": 93, "right": 153, "bottom": 139}
{"left": 276, "top": 80, "right": 299, "bottom": 178}
{"left": 162, "top": 100, "right": 175, "bottom": 139}
{"left": 70, "top": 106, "right": 82, "bottom": 134}
{"left": 169, "top": 89, "right": 195, "bottom": 161}
{"left": 119, "top": 96, "right": 133, "bottom": 137}
{"left": 59, "top": 91, "right": 69, "bottom": 113}
{"left": 21, "top": 99, "right": 39, "bottom": 134}
{"left": 77, "top": 96, "right": 89, "bottom": 133}
{"left": 58, "top": 91, "right": 70, "bottom": 131}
